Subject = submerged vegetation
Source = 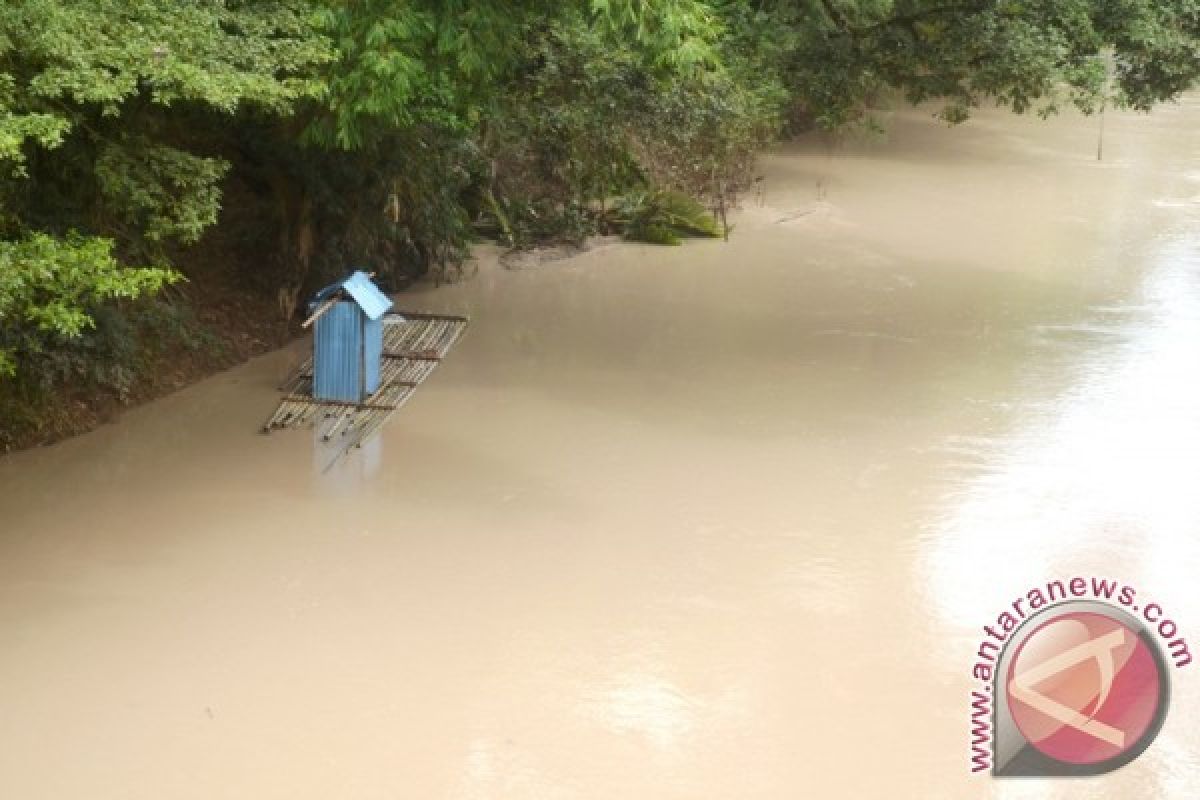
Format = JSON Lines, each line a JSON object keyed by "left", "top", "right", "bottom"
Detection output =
{"left": 2, "top": 0, "right": 1200, "bottom": 446}
{"left": 615, "top": 190, "right": 724, "bottom": 245}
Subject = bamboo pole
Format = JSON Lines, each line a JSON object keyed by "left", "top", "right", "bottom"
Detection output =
{"left": 301, "top": 295, "right": 340, "bottom": 329}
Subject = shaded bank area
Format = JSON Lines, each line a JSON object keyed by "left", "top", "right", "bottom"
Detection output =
{"left": 0, "top": 279, "right": 292, "bottom": 452}
{"left": 3, "top": 101, "right": 1200, "bottom": 798}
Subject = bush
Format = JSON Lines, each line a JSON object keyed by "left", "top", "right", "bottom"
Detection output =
{"left": 614, "top": 190, "right": 721, "bottom": 245}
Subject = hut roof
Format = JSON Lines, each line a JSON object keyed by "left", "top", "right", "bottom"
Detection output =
{"left": 312, "top": 270, "right": 394, "bottom": 321}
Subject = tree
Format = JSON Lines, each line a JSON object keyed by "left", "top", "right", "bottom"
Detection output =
{"left": 769, "top": 0, "right": 1200, "bottom": 127}
{"left": 250, "top": 0, "right": 731, "bottom": 285}
{"left": 0, "top": 0, "right": 330, "bottom": 376}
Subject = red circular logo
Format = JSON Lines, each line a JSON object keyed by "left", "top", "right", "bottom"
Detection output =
{"left": 1006, "top": 611, "right": 1163, "bottom": 765}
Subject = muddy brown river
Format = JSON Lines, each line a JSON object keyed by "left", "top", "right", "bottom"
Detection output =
{"left": 3, "top": 99, "right": 1200, "bottom": 798}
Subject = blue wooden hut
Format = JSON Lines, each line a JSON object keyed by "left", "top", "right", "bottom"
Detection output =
{"left": 308, "top": 271, "right": 394, "bottom": 404}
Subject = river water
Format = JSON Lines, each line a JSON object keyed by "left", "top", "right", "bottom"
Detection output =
{"left": 2, "top": 99, "right": 1200, "bottom": 798}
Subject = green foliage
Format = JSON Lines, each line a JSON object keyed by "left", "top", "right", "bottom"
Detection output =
{"left": 0, "top": 0, "right": 330, "bottom": 380}
{"left": 315, "top": 125, "right": 482, "bottom": 285}
{"left": 776, "top": 0, "right": 1200, "bottom": 127}
{"left": 96, "top": 141, "right": 231, "bottom": 246}
{"left": 305, "top": 3, "right": 454, "bottom": 150}
{"left": 477, "top": 3, "right": 783, "bottom": 246}
{"left": 616, "top": 189, "right": 722, "bottom": 245}
{"left": 5, "top": 0, "right": 328, "bottom": 117}
{"left": 0, "top": 73, "right": 69, "bottom": 171}
{"left": 482, "top": 10, "right": 645, "bottom": 244}
{"left": 592, "top": 0, "right": 724, "bottom": 72}
{"left": 0, "top": 233, "right": 177, "bottom": 376}
{"left": 0, "top": 297, "right": 220, "bottom": 448}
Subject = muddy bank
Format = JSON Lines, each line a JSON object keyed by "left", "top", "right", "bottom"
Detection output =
{"left": 0, "top": 278, "right": 294, "bottom": 452}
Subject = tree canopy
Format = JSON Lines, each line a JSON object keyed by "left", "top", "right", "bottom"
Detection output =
{"left": 781, "top": 0, "right": 1200, "bottom": 126}
{"left": 0, "top": 0, "right": 330, "bottom": 376}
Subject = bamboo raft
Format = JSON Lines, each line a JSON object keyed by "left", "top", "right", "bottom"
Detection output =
{"left": 262, "top": 311, "right": 468, "bottom": 459}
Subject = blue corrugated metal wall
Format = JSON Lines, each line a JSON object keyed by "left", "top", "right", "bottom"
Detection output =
{"left": 313, "top": 301, "right": 383, "bottom": 403}
{"left": 363, "top": 314, "right": 383, "bottom": 396}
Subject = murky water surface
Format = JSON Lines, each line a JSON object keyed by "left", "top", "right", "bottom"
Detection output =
{"left": 3, "top": 100, "right": 1200, "bottom": 798}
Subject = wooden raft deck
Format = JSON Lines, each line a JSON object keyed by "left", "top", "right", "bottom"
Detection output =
{"left": 262, "top": 312, "right": 468, "bottom": 456}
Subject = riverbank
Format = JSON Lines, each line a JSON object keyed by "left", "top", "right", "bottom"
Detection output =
{"left": 0, "top": 277, "right": 295, "bottom": 452}
{"left": 0, "top": 232, "right": 646, "bottom": 453}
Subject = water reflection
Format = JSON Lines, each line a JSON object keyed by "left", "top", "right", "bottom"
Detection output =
{"left": 921, "top": 219, "right": 1200, "bottom": 796}
{"left": 313, "top": 424, "right": 384, "bottom": 483}
{"left": 585, "top": 669, "right": 697, "bottom": 749}
{"left": 921, "top": 226, "right": 1200, "bottom": 629}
